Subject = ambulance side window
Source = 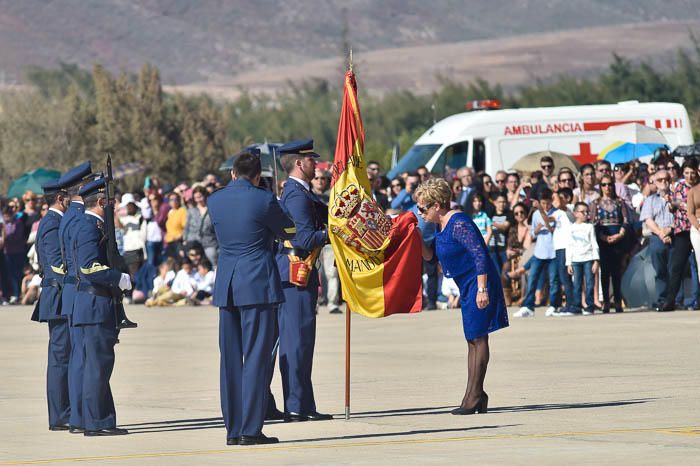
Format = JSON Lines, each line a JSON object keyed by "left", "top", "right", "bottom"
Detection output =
{"left": 439, "top": 141, "right": 469, "bottom": 174}
{"left": 472, "top": 140, "right": 486, "bottom": 173}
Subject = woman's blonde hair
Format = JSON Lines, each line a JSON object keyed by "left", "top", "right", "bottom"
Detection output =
{"left": 414, "top": 178, "right": 452, "bottom": 209}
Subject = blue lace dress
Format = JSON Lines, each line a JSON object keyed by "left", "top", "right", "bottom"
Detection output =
{"left": 436, "top": 212, "right": 509, "bottom": 340}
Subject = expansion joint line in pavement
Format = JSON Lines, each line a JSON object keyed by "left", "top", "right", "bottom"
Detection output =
{"left": 2, "top": 425, "right": 699, "bottom": 465}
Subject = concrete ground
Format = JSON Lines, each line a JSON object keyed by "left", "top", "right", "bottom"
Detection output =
{"left": 1, "top": 305, "right": 699, "bottom": 465}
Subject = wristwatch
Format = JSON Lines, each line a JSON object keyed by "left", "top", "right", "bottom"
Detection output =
{"left": 477, "top": 287, "right": 488, "bottom": 294}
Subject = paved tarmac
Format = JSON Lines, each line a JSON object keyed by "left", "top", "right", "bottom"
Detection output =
{"left": 1, "top": 305, "right": 699, "bottom": 465}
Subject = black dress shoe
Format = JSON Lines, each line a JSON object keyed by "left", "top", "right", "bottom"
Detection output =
{"left": 49, "top": 424, "right": 70, "bottom": 431}
{"left": 614, "top": 304, "right": 624, "bottom": 313}
{"left": 226, "top": 437, "right": 239, "bottom": 446}
{"left": 658, "top": 304, "right": 676, "bottom": 312}
{"left": 238, "top": 434, "right": 279, "bottom": 445}
{"left": 84, "top": 427, "right": 129, "bottom": 436}
{"left": 118, "top": 318, "right": 138, "bottom": 329}
{"left": 284, "top": 412, "right": 308, "bottom": 423}
{"left": 602, "top": 303, "right": 610, "bottom": 314}
{"left": 307, "top": 411, "right": 333, "bottom": 421}
{"left": 69, "top": 426, "right": 85, "bottom": 434}
{"left": 265, "top": 408, "right": 285, "bottom": 421}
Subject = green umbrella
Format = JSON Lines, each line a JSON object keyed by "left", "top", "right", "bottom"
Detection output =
{"left": 7, "top": 168, "right": 61, "bottom": 198}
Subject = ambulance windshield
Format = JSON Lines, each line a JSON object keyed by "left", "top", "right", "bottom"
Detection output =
{"left": 387, "top": 144, "right": 441, "bottom": 179}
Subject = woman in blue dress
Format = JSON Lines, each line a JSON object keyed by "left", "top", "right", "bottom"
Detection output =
{"left": 415, "top": 178, "right": 509, "bottom": 414}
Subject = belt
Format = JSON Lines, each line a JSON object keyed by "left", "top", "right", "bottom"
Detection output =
{"left": 64, "top": 276, "right": 78, "bottom": 285}
{"left": 77, "top": 283, "right": 112, "bottom": 298}
{"left": 41, "top": 278, "right": 62, "bottom": 289}
{"left": 280, "top": 247, "right": 310, "bottom": 259}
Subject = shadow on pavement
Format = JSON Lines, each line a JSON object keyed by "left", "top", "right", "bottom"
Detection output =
{"left": 351, "top": 398, "right": 655, "bottom": 418}
{"left": 285, "top": 424, "right": 519, "bottom": 444}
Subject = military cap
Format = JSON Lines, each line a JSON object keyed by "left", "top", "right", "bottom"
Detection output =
{"left": 279, "top": 139, "right": 320, "bottom": 158}
{"left": 58, "top": 161, "right": 92, "bottom": 188}
{"left": 41, "top": 180, "right": 66, "bottom": 195}
{"left": 78, "top": 176, "right": 107, "bottom": 197}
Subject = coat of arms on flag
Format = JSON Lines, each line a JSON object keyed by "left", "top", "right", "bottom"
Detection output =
{"left": 331, "top": 184, "right": 391, "bottom": 256}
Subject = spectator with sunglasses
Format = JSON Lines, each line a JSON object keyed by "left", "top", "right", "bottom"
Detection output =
{"left": 640, "top": 170, "right": 674, "bottom": 309}
{"left": 660, "top": 159, "right": 699, "bottom": 312}
{"left": 529, "top": 156, "right": 555, "bottom": 201}
{"left": 388, "top": 178, "right": 405, "bottom": 203}
{"left": 591, "top": 174, "right": 628, "bottom": 313}
{"left": 573, "top": 164, "right": 600, "bottom": 206}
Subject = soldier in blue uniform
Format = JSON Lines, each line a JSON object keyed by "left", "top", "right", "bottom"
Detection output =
{"left": 276, "top": 139, "right": 333, "bottom": 422}
{"left": 72, "top": 177, "right": 132, "bottom": 436}
{"left": 57, "top": 161, "right": 94, "bottom": 433}
{"left": 31, "top": 179, "right": 71, "bottom": 430}
{"left": 209, "top": 152, "right": 296, "bottom": 446}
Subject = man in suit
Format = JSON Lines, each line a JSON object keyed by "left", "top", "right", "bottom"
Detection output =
{"left": 209, "top": 152, "right": 296, "bottom": 446}
{"left": 72, "top": 176, "right": 132, "bottom": 436}
{"left": 276, "top": 139, "right": 333, "bottom": 422}
{"left": 31, "top": 179, "right": 71, "bottom": 431}
{"left": 57, "top": 161, "right": 94, "bottom": 434}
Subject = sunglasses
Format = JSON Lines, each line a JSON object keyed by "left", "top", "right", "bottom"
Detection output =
{"left": 495, "top": 178, "right": 506, "bottom": 184}
{"left": 391, "top": 183, "right": 401, "bottom": 187}
{"left": 514, "top": 211, "right": 526, "bottom": 216}
{"left": 600, "top": 182, "right": 613, "bottom": 187}
{"left": 559, "top": 178, "right": 573, "bottom": 183}
{"left": 416, "top": 204, "right": 430, "bottom": 214}
{"left": 655, "top": 177, "right": 670, "bottom": 182}
{"left": 541, "top": 164, "right": 553, "bottom": 169}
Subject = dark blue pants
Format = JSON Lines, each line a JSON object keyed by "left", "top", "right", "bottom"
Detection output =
{"left": 146, "top": 241, "right": 163, "bottom": 266}
{"left": 571, "top": 261, "right": 595, "bottom": 312}
{"left": 278, "top": 284, "right": 318, "bottom": 415}
{"left": 81, "top": 320, "right": 118, "bottom": 431}
{"left": 600, "top": 242, "right": 625, "bottom": 305}
{"left": 68, "top": 316, "right": 84, "bottom": 428}
{"left": 489, "top": 249, "right": 507, "bottom": 275}
{"left": 2, "top": 252, "right": 24, "bottom": 298}
{"left": 219, "top": 305, "right": 275, "bottom": 439}
{"left": 648, "top": 235, "right": 671, "bottom": 305}
{"left": 523, "top": 257, "right": 558, "bottom": 309}
{"left": 47, "top": 318, "right": 71, "bottom": 427}
{"left": 555, "top": 249, "right": 574, "bottom": 308}
{"left": 423, "top": 257, "right": 438, "bottom": 307}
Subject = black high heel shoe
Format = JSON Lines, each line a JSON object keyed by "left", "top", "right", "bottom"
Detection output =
{"left": 451, "top": 392, "right": 488, "bottom": 415}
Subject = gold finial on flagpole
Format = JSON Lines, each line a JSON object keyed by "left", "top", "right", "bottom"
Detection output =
{"left": 349, "top": 48, "right": 353, "bottom": 72}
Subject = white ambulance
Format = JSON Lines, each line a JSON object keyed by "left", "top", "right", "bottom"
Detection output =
{"left": 387, "top": 100, "right": 694, "bottom": 178}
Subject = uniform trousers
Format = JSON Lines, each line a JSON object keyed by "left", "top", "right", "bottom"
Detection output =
{"left": 81, "top": 319, "right": 118, "bottom": 431}
{"left": 67, "top": 316, "right": 84, "bottom": 428}
{"left": 219, "top": 305, "right": 275, "bottom": 439}
{"left": 278, "top": 283, "right": 318, "bottom": 415}
{"left": 47, "top": 318, "right": 71, "bottom": 427}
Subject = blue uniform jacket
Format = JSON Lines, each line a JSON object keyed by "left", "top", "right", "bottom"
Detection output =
{"left": 71, "top": 212, "right": 122, "bottom": 326}
{"left": 59, "top": 201, "right": 85, "bottom": 317}
{"left": 209, "top": 179, "right": 296, "bottom": 308}
{"left": 275, "top": 178, "right": 328, "bottom": 283}
{"left": 34, "top": 209, "right": 65, "bottom": 321}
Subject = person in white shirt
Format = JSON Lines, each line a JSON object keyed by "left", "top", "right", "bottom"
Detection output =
{"left": 171, "top": 259, "right": 196, "bottom": 297}
{"left": 193, "top": 260, "right": 216, "bottom": 305}
{"left": 118, "top": 193, "right": 147, "bottom": 276}
{"left": 552, "top": 188, "right": 575, "bottom": 315}
{"left": 566, "top": 202, "right": 600, "bottom": 315}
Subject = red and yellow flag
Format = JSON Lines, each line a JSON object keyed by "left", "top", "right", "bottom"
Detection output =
{"left": 329, "top": 70, "right": 422, "bottom": 318}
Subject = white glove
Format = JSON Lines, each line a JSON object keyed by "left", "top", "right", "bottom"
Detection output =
{"left": 119, "top": 273, "right": 132, "bottom": 291}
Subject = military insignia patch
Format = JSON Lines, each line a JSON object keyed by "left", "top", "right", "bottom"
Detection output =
{"left": 330, "top": 184, "right": 391, "bottom": 256}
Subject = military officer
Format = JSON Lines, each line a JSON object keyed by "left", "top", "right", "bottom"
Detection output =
{"left": 72, "top": 177, "right": 132, "bottom": 436}
{"left": 31, "top": 179, "right": 71, "bottom": 430}
{"left": 209, "top": 152, "right": 296, "bottom": 446}
{"left": 57, "top": 161, "right": 94, "bottom": 433}
{"left": 276, "top": 139, "right": 333, "bottom": 422}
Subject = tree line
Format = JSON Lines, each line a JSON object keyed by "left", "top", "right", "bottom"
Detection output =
{"left": 1, "top": 38, "right": 699, "bottom": 191}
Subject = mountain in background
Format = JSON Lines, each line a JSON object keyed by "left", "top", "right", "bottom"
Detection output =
{"left": 1, "top": 0, "right": 699, "bottom": 93}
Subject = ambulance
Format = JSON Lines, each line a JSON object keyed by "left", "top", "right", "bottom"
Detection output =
{"left": 386, "top": 100, "right": 694, "bottom": 178}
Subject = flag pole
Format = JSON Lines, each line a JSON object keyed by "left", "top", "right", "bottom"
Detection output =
{"left": 344, "top": 47, "right": 353, "bottom": 422}
{"left": 345, "top": 304, "right": 351, "bottom": 420}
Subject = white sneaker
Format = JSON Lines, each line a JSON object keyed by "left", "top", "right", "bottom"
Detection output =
{"left": 555, "top": 308, "right": 575, "bottom": 317}
{"left": 514, "top": 307, "right": 535, "bottom": 318}
{"left": 582, "top": 309, "right": 594, "bottom": 316}
{"left": 545, "top": 306, "right": 557, "bottom": 317}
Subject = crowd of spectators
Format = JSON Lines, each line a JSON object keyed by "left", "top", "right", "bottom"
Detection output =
{"left": 371, "top": 147, "right": 700, "bottom": 315}
{"left": 8, "top": 146, "right": 700, "bottom": 315}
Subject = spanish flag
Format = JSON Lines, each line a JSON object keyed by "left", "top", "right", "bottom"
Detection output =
{"left": 329, "top": 70, "right": 423, "bottom": 318}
